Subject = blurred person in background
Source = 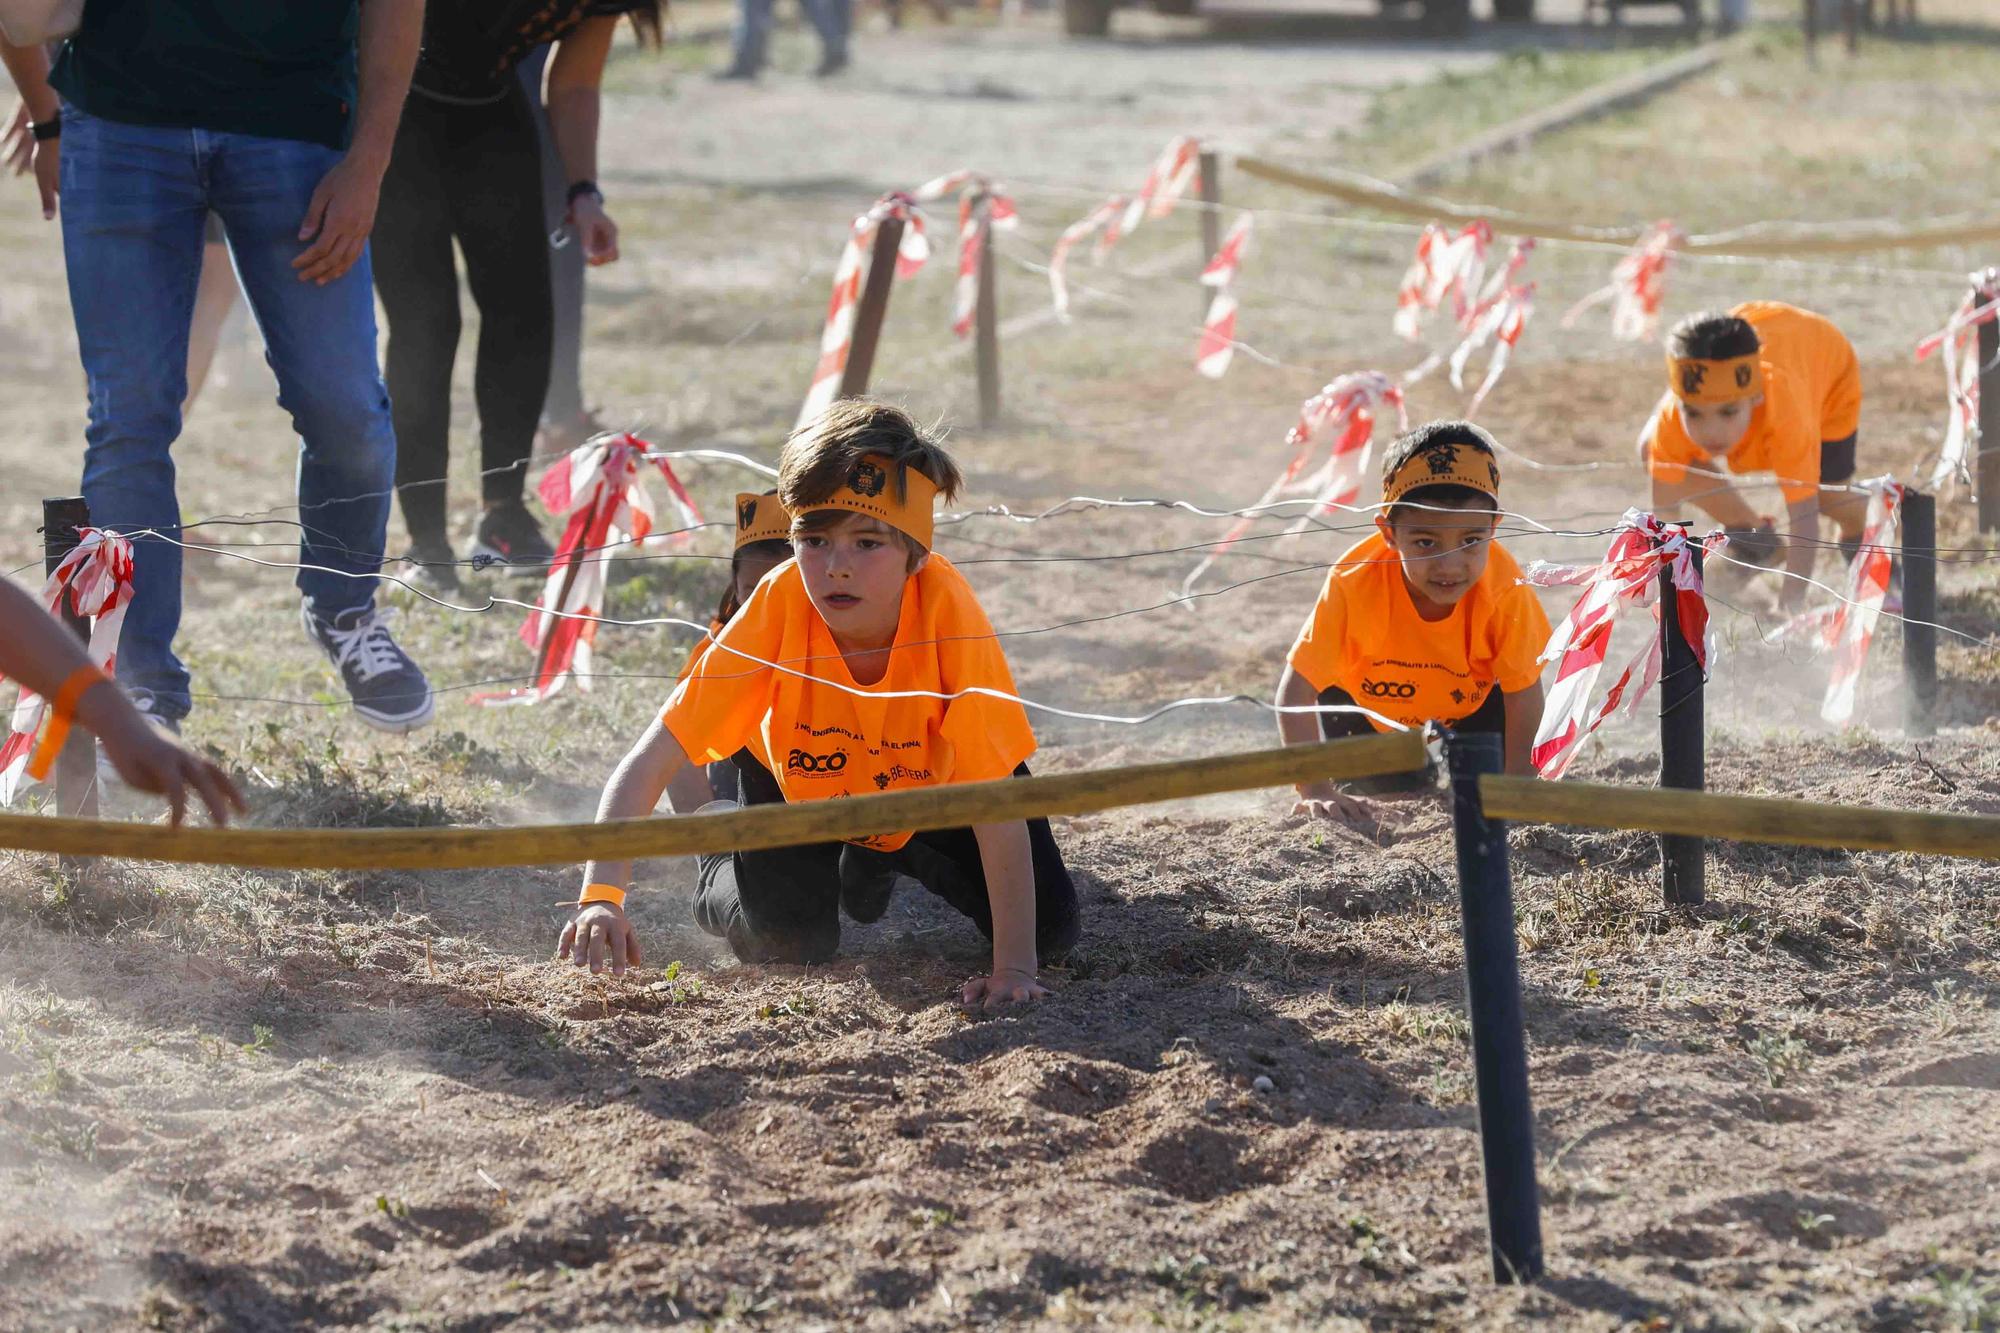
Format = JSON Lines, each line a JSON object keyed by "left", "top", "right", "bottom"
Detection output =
{"left": 716, "top": 0, "right": 849, "bottom": 80}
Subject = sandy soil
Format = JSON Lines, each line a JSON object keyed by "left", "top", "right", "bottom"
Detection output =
{"left": 0, "top": 9, "right": 1997, "bottom": 1333}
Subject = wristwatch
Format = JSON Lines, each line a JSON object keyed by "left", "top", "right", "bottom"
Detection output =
{"left": 565, "top": 178, "right": 603, "bottom": 207}
{"left": 30, "top": 114, "right": 61, "bottom": 142}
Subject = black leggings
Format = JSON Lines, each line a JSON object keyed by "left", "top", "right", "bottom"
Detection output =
{"left": 374, "top": 86, "right": 552, "bottom": 542}
{"left": 1316, "top": 683, "right": 1504, "bottom": 793}
{"left": 693, "top": 753, "right": 1082, "bottom": 966}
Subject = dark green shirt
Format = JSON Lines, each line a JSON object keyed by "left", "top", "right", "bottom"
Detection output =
{"left": 51, "top": 1, "right": 360, "bottom": 151}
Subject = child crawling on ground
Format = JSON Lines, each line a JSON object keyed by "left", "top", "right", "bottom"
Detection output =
{"left": 1273, "top": 420, "right": 1551, "bottom": 827}
{"left": 558, "top": 400, "right": 1080, "bottom": 1009}
{"left": 1640, "top": 302, "right": 1866, "bottom": 612}
{"left": 0, "top": 578, "right": 241, "bottom": 825}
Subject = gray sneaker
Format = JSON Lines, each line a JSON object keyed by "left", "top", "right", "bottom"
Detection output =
{"left": 301, "top": 603, "right": 436, "bottom": 733}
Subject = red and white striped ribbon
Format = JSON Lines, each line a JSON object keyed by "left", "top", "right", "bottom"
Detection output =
{"left": 796, "top": 192, "right": 931, "bottom": 430}
{"left": 1, "top": 528, "right": 135, "bottom": 803}
{"left": 1820, "top": 478, "right": 1902, "bottom": 725}
{"left": 1561, "top": 221, "right": 1683, "bottom": 343}
{"left": 473, "top": 434, "right": 704, "bottom": 707}
{"left": 1393, "top": 220, "right": 1493, "bottom": 342}
{"left": 914, "top": 171, "right": 1019, "bottom": 340}
{"left": 1195, "top": 212, "right": 1253, "bottom": 379}
{"left": 1527, "top": 512, "right": 1716, "bottom": 779}
{"left": 1448, "top": 280, "right": 1535, "bottom": 415}
{"left": 1048, "top": 136, "right": 1201, "bottom": 319}
{"left": 1914, "top": 273, "right": 2000, "bottom": 492}
{"left": 1179, "top": 371, "right": 1407, "bottom": 596}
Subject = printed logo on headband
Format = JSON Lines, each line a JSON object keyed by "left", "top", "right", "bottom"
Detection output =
{"left": 1667, "top": 353, "right": 1762, "bottom": 406}
{"left": 1679, "top": 362, "right": 1708, "bottom": 397}
{"left": 851, "top": 462, "right": 889, "bottom": 498}
{"left": 739, "top": 496, "right": 759, "bottom": 528}
{"left": 1735, "top": 362, "right": 1755, "bottom": 389}
{"left": 1383, "top": 439, "right": 1502, "bottom": 508}
{"left": 733, "top": 489, "right": 794, "bottom": 550}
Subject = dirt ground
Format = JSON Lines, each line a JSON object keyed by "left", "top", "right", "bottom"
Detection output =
{"left": 2, "top": 8, "right": 1998, "bottom": 1332}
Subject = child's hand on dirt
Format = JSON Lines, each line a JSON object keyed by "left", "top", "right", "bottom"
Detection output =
{"left": 95, "top": 709, "right": 246, "bottom": 828}
{"left": 1292, "top": 781, "right": 1399, "bottom": 832}
{"left": 960, "top": 968, "right": 1047, "bottom": 1012}
{"left": 558, "top": 902, "right": 644, "bottom": 976}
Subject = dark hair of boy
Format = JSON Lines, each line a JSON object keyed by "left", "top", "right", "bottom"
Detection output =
{"left": 780, "top": 399, "right": 965, "bottom": 561}
{"left": 714, "top": 540, "right": 793, "bottom": 626}
{"left": 1379, "top": 419, "right": 1501, "bottom": 525}
{"left": 1667, "top": 311, "right": 1761, "bottom": 361}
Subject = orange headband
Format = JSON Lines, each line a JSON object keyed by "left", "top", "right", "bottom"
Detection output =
{"left": 733, "top": 491, "right": 792, "bottom": 550}
{"left": 797, "top": 455, "right": 939, "bottom": 550}
{"left": 1383, "top": 441, "right": 1501, "bottom": 509}
{"left": 1667, "top": 353, "right": 1762, "bottom": 405}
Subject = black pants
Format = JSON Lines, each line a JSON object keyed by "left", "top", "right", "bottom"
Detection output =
{"left": 1316, "top": 683, "right": 1504, "bottom": 793}
{"left": 693, "top": 754, "right": 1082, "bottom": 966}
{"left": 374, "top": 86, "right": 553, "bottom": 543}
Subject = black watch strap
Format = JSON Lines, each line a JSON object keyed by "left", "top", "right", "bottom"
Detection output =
{"left": 31, "top": 114, "right": 61, "bottom": 142}
{"left": 565, "top": 178, "right": 602, "bottom": 206}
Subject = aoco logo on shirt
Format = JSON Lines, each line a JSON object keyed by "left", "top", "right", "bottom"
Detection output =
{"left": 787, "top": 748, "right": 849, "bottom": 775}
{"left": 1361, "top": 678, "right": 1417, "bottom": 700}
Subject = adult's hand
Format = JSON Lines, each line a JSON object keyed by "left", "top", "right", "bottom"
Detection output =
{"left": 293, "top": 153, "right": 384, "bottom": 285}
{"left": 569, "top": 194, "right": 620, "bottom": 267}
{"left": 30, "top": 131, "right": 57, "bottom": 219}
{"left": 4, "top": 100, "right": 30, "bottom": 175}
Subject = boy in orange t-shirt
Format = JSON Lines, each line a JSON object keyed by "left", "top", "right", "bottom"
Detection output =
{"left": 1275, "top": 421, "right": 1551, "bottom": 826}
{"left": 1641, "top": 302, "right": 1865, "bottom": 611}
{"left": 557, "top": 400, "right": 1078, "bottom": 1010}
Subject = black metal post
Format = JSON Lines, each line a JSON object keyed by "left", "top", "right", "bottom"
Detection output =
{"left": 1902, "top": 489, "right": 1937, "bottom": 738}
{"left": 838, "top": 213, "right": 905, "bottom": 400}
{"left": 974, "top": 190, "right": 1001, "bottom": 429}
{"left": 42, "top": 497, "right": 100, "bottom": 846}
{"left": 1979, "top": 299, "right": 2000, "bottom": 534}
{"left": 1657, "top": 522, "right": 1705, "bottom": 906}
{"left": 1444, "top": 731, "right": 1545, "bottom": 1286}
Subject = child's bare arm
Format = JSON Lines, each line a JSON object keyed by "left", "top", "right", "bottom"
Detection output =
{"left": 558, "top": 718, "right": 691, "bottom": 975}
{"left": 1780, "top": 494, "right": 1820, "bottom": 611}
{"left": 961, "top": 818, "right": 1047, "bottom": 1011}
{"left": 1501, "top": 682, "right": 1544, "bottom": 777}
{"left": 1276, "top": 665, "right": 1391, "bottom": 827}
{"left": 665, "top": 761, "right": 718, "bottom": 814}
{"left": 0, "top": 579, "right": 243, "bottom": 825}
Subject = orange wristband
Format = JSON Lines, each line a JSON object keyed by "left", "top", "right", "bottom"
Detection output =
{"left": 26, "top": 663, "right": 107, "bottom": 783}
{"left": 579, "top": 882, "right": 627, "bottom": 908}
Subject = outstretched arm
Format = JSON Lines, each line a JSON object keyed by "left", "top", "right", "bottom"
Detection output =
{"left": 557, "top": 718, "right": 690, "bottom": 975}
{"left": 1275, "top": 664, "right": 1385, "bottom": 827}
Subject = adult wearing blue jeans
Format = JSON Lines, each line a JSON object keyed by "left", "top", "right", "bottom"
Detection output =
{"left": 718, "top": 0, "right": 850, "bottom": 79}
{"left": 0, "top": 1, "right": 435, "bottom": 734}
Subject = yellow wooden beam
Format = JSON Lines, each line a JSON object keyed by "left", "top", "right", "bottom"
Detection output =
{"left": 1479, "top": 775, "right": 2000, "bottom": 861}
{"left": 0, "top": 729, "right": 1427, "bottom": 871}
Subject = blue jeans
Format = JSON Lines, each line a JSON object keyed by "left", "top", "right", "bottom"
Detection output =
{"left": 733, "top": 0, "right": 850, "bottom": 70}
{"left": 59, "top": 106, "right": 397, "bottom": 721}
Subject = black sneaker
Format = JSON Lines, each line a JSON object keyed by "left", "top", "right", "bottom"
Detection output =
{"left": 838, "top": 845, "right": 899, "bottom": 924}
{"left": 302, "top": 603, "right": 436, "bottom": 733}
{"left": 401, "top": 534, "right": 461, "bottom": 596}
{"left": 712, "top": 63, "right": 759, "bottom": 82}
{"left": 472, "top": 502, "right": 556, "bottom": 579}
{"left": 814, "top": 51, "right": 850, "bottom": 78}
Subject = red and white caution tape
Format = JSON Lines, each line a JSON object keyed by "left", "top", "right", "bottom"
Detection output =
{"left": 1, "top": 528, "right": 135, "bottom": 803}
{"left": 1195, "top": 212, "right": 1254, "bottom": 379}
{"left": 1179, "top": 371, "right": 1407, "bottom": 596}
{"left": 914, "top": 171, "right": 1019, "bottom": 340}
{"left": 1821, "top": 479, "right": 1902, "bottom": 725}
{"left": 474, "top": 434, "right": 704, "bottom": 707}
{"left": 1913, "top": 272, "right": 2000, "bottom": 492}
{"left": 1393, "top": 220, "right": 1493, "bottom": 342}
{"left": 796, "top": 192, "right": 931, "bottom": 430}
{"left": 1561, "top": 221, "right": 1683, "bottom": 343}
{"left": 1449, "top": 280, "right": 1535, "bottom": 415}
{"left": 1527, "top": 511, "right": 1717, "bottom": 779}
{"left": 1048, "top": 136, "right": 1201, "bottom": 319}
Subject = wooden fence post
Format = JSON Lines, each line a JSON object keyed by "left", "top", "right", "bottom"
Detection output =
{"left": 1979, "top": 277, "right": 2000, "bottom": 534}
{"left": 975, "top": 190, "right": 1002, "bottom": 428}
{"left": 1902, "top": 489, "right": 1938, "bottom": 738}
{"left": 1197, "top": 149, "right": 1222, "bottom": 314}
{"left": 838, "top": 213, "right": 906, "bottom": 399}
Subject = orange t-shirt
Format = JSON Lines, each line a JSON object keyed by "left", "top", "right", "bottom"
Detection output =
{"left": 1644, "top": 301, "right": 1863, "bottom": 503}
{"left": 661, "top": 554, "right": 1036, "bottom": 851}
{"left": 674, "top": 616, "right": 730, "bottom": 683}
{"left": 1286, "top": 534, "right": 1551, "bottom": 732}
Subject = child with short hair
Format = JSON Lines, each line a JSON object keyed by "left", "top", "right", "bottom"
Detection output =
{"left": 1274, "top": 421, "right": 1550, "bottom": 826}
{"left": 559, "top": 400, "right": 1080, "bottom": 1010}
{"left": 0, "top": 579, "right": 243, "bottom": 826}
{"left": 1641, "top": 302, "right": 1865, "bottom": 611}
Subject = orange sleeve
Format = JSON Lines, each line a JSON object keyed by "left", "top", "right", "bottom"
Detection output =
{"left": 933, "top": 578, "right": 1036, "bottom": 783}
{"left": 1489, "top": 582, "right": 1554, "bottom": 694}
{"left": 1285, "top": 570, "right": 1348, "bottom": 694}
{"left": 1763, "top": 383, "right": 1823, "bottom": 504}
{"left": 1643, "top": 393, "right": 1703, "bottom": 486}
{"left": 661, "top": 583, "right": 785, "bottom": 764}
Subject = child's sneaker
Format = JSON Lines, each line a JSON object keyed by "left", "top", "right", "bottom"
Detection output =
{"left": 400, "top": 533, "right": 462, "bottom": 597}
{"left": 302, "top": 603, "right": 435, "bottom": 733}
{"left": 838, "top": 845, "right": 899, "bottom": 924}
{"left": 473, "top": 502, "right": 556, "bottom": 578}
